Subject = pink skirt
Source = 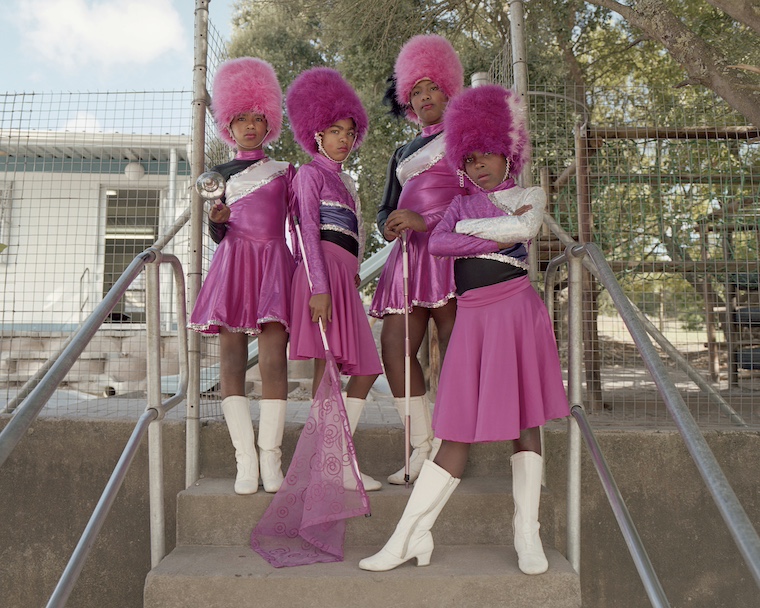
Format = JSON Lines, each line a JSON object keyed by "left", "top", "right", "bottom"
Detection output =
{"left": 369, "top": 231, "right": 456, "bottom": 318}
{"left": 432, "top": 276, "right": 569, "bottom": 443}
{"left": 290, "top": 241, "right": 383, "bottom": 377}
{"left": 188, "top": 235, "right": 295, "bottom": 335}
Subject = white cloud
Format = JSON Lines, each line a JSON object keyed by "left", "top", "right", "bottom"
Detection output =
{"left": 17, "top": 0, "right": 187, "bottom": 71}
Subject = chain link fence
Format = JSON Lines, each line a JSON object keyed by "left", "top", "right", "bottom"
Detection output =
{"left": 1, "top": 22, "right": 757, "bottom": 428}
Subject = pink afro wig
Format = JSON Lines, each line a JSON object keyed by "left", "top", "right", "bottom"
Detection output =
{"left": 286, "top": 67, "right": 369, "bottom": 157}
{"left": 444, "top": 85, "right": 531, "bottom": 177}
{"left": 211, "top": 57, "right": 283, "bottom": 147}
{"left": 394, "top": 34, "right": 463, "bottom": 123}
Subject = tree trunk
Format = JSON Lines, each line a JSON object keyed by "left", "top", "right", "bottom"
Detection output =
{"left": 706, "top": 0, "right": 760, "bottom": 36}
{"left": 587, "top": 0, "right": 760, "bottom": 126}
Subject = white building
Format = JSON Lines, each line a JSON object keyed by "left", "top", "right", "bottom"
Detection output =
{"left": 0, "top": 129, "right": 193, "bottom": 393}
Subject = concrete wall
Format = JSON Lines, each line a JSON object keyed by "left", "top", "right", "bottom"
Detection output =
{"left": 1, "top": 417, "right": 758, "bottom": 607}
{"left": 543, "top": 430, "right": 760, "bottom": 608}
{"left": 0, "top": 417, "right": 187, "bottom": 608}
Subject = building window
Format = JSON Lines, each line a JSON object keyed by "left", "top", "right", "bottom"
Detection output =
{"left": 103, "top": 188, "right": 160, "bottom": 324}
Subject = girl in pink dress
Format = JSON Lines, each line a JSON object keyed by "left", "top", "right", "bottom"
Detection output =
{"left": 360, "top": 85, "right": 570, "bottom": 575}
{"left": 188, "top": 58, "right": 296, "bottom": 495}
{"left": 286, "top": 67, "right": 384, "bottom": 491}
{"left": 369, "top": 35, "right": 467, "bottom": 484}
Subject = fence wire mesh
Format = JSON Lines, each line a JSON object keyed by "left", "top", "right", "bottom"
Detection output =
{"left": 492, "top": 49, "right": 760, "bottom": 429}
{"left": 0, "top": 19, "right": 230, "bottom": 419}
{"left": 1, "top": 22, "right": 757, "bottom": 428}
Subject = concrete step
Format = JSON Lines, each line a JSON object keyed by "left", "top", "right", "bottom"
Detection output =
{"left": 199, "top": 422, "right": 536, "bottom": 481}
{"left": 144, "top": 545, "right": 581, "bottom": 608}
{"left": 178, "top": 476, "right": 556, "bottom": 548}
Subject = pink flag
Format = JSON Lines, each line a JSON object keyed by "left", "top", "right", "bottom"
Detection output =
{"left": 251, "top": 350, "right": 371, "bottom": 567}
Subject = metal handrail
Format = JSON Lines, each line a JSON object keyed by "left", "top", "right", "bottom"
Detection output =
{"left": 0, "top": 250, "right": 153, "bottom": 464}
{"left": 548, "top": 238, "right": 760, "bottom": 600}
{"left": 542, "top": 212, "right": 746, "bottom": 428}
{"left": 41, "top": 249, "right": 188, "bottom": 607}
{"left": 571, "top": 403, "right": 670, "bottom": 607}
{"left": 558, "top": 244, "right": 670, "bottom": 607}
{"left": 3, "top": 196, "right": 195, "bottom": 415}
{"left": 581, "top": 242, "right": 760, "bottom": 588}
{"left": 0, "top": 247, "right": 188, "bottom": 606}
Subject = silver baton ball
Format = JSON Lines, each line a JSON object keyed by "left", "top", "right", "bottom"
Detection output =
{"left": 195, "top": 171, "right": 226, "bottom": 201}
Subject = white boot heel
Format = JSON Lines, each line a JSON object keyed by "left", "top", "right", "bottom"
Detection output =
{"left": 359, "top": 460, "right": 459, "bottom": 572}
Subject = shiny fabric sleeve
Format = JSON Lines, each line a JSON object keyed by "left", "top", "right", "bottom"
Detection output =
{"left": 455, "top": 187, "right": 546, "bottom": 243}
{"left": 286, "top": 164, "right": 301, "bottom": 264}
{"left": 294, "top": 166, "right": 330, "bottom": 295}
{"left": 429, "top": 196, "right": 501, "bottom": 258}
{"left": 422, "top": 207, "right": 447, "bottom": 232}
{"left": 376, "top": 147, "right": 403, "bottom": 239}
{"left": 208, "top": 217, "right": 227, "bottom": 244}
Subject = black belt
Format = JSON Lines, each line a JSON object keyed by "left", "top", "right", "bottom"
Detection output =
{"left": 321, "top": 229, "right": 359, "bottom": 257}
{"left": 454, "top": 258, "right": 527, "bottom": 295}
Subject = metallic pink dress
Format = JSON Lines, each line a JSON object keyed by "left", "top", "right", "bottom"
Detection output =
{"left": 369, "top": 123, "right": 466, "bottom": 317}
{"left": 289, "top": 154, "right": 382, "bottom": 376}
{"left": 188, "top": 150, "right": 296, "bottom": 335}
{"left": 428, "top": 181, "right": 570, "bottom": 442}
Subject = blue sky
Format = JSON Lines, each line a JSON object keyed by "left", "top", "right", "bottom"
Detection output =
{"left": 0, "top": 0, "right": 234, "bottom": 94}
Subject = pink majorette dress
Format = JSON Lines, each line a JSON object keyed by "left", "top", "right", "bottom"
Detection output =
{"left": 188, "top": 150, "right": 297, "bottom": 335}
{"left": 428, "top": 179, "right": 570, "bottom": 442}
{"left": 289, "top": 154, "right": 383, "bottom": 376}
{"left": 369, "top": 123, "right": 466, "bottom": 317}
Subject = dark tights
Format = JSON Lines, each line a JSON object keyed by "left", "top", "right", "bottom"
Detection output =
{"left": 433, "top": 427, "right": 542, "bottom": 479}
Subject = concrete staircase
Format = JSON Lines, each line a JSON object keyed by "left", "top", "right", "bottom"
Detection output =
{"left": 144, "top": 433, "right": 581, "bottom": 608}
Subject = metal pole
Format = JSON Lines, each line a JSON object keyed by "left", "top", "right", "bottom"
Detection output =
{"left": 186, "top": 0, "right": 211, "bottom": 488}
{"left": 401, "top": 231, "right": 411, "bottom": 486}
{"left": 566, "top": 246, "right": 584, "bottom": 573}
{"left": 164, "top": 147, "right": 179, "bottom": 331}
{"left": 507, "top": 0, "right": 538, "bottom": 284}
{"left": 146, "top": 259, "right": 166, "bottom": 567}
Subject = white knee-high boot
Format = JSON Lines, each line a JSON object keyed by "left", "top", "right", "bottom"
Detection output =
{"left": 512, "top": 451, "right": 548, "bottom": 574}
{"left": 221, "top": 396, "right": 259, "bottom": 495}
{"left": 388, "top": 395, "right": 434, "bottom": 485}
{"left": 257, "top": 399, "right": 287, "bottom": 493}
{"left": 359, "top": 459, "right": 459, "bottom": 571}
{"left": 344, "top": 397, "right": 382, "bottom": 491}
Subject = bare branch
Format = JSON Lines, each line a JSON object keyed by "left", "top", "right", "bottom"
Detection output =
{"left": 727, "top": 64, "right": 760, "bottom": 76}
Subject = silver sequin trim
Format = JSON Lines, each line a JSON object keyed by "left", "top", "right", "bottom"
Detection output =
{"left": 369, "top": 292, "right": 457, "bottom": 318}
{"left": 321, "top": 199, "right": 355, "bottom": 214}
{"left": 487, "top": 191, "right": 517, "bottom": 214}
{"left": 321, "top": 223, "right": 359, "bottom": 242}
{"left": 396, "top": 135, "right": 446, "bottom": 188}
{"left": 455, "top": 252, "right": 529, "bottom": 270}
{"left": 188, "top": 317, "right": 289, "bottom": 336}
{"left": 397, "top": 150, "right": 445, "bottom": 188}
{"left": 226, "top": 160, "right": 288, "bottom": 205}
{"left": 338, "top": 173, "right": 366, "bottom": 262}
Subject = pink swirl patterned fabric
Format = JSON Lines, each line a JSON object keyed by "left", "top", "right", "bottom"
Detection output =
{"left": 251, "top": 351, "right": 371, "bottom": 567}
